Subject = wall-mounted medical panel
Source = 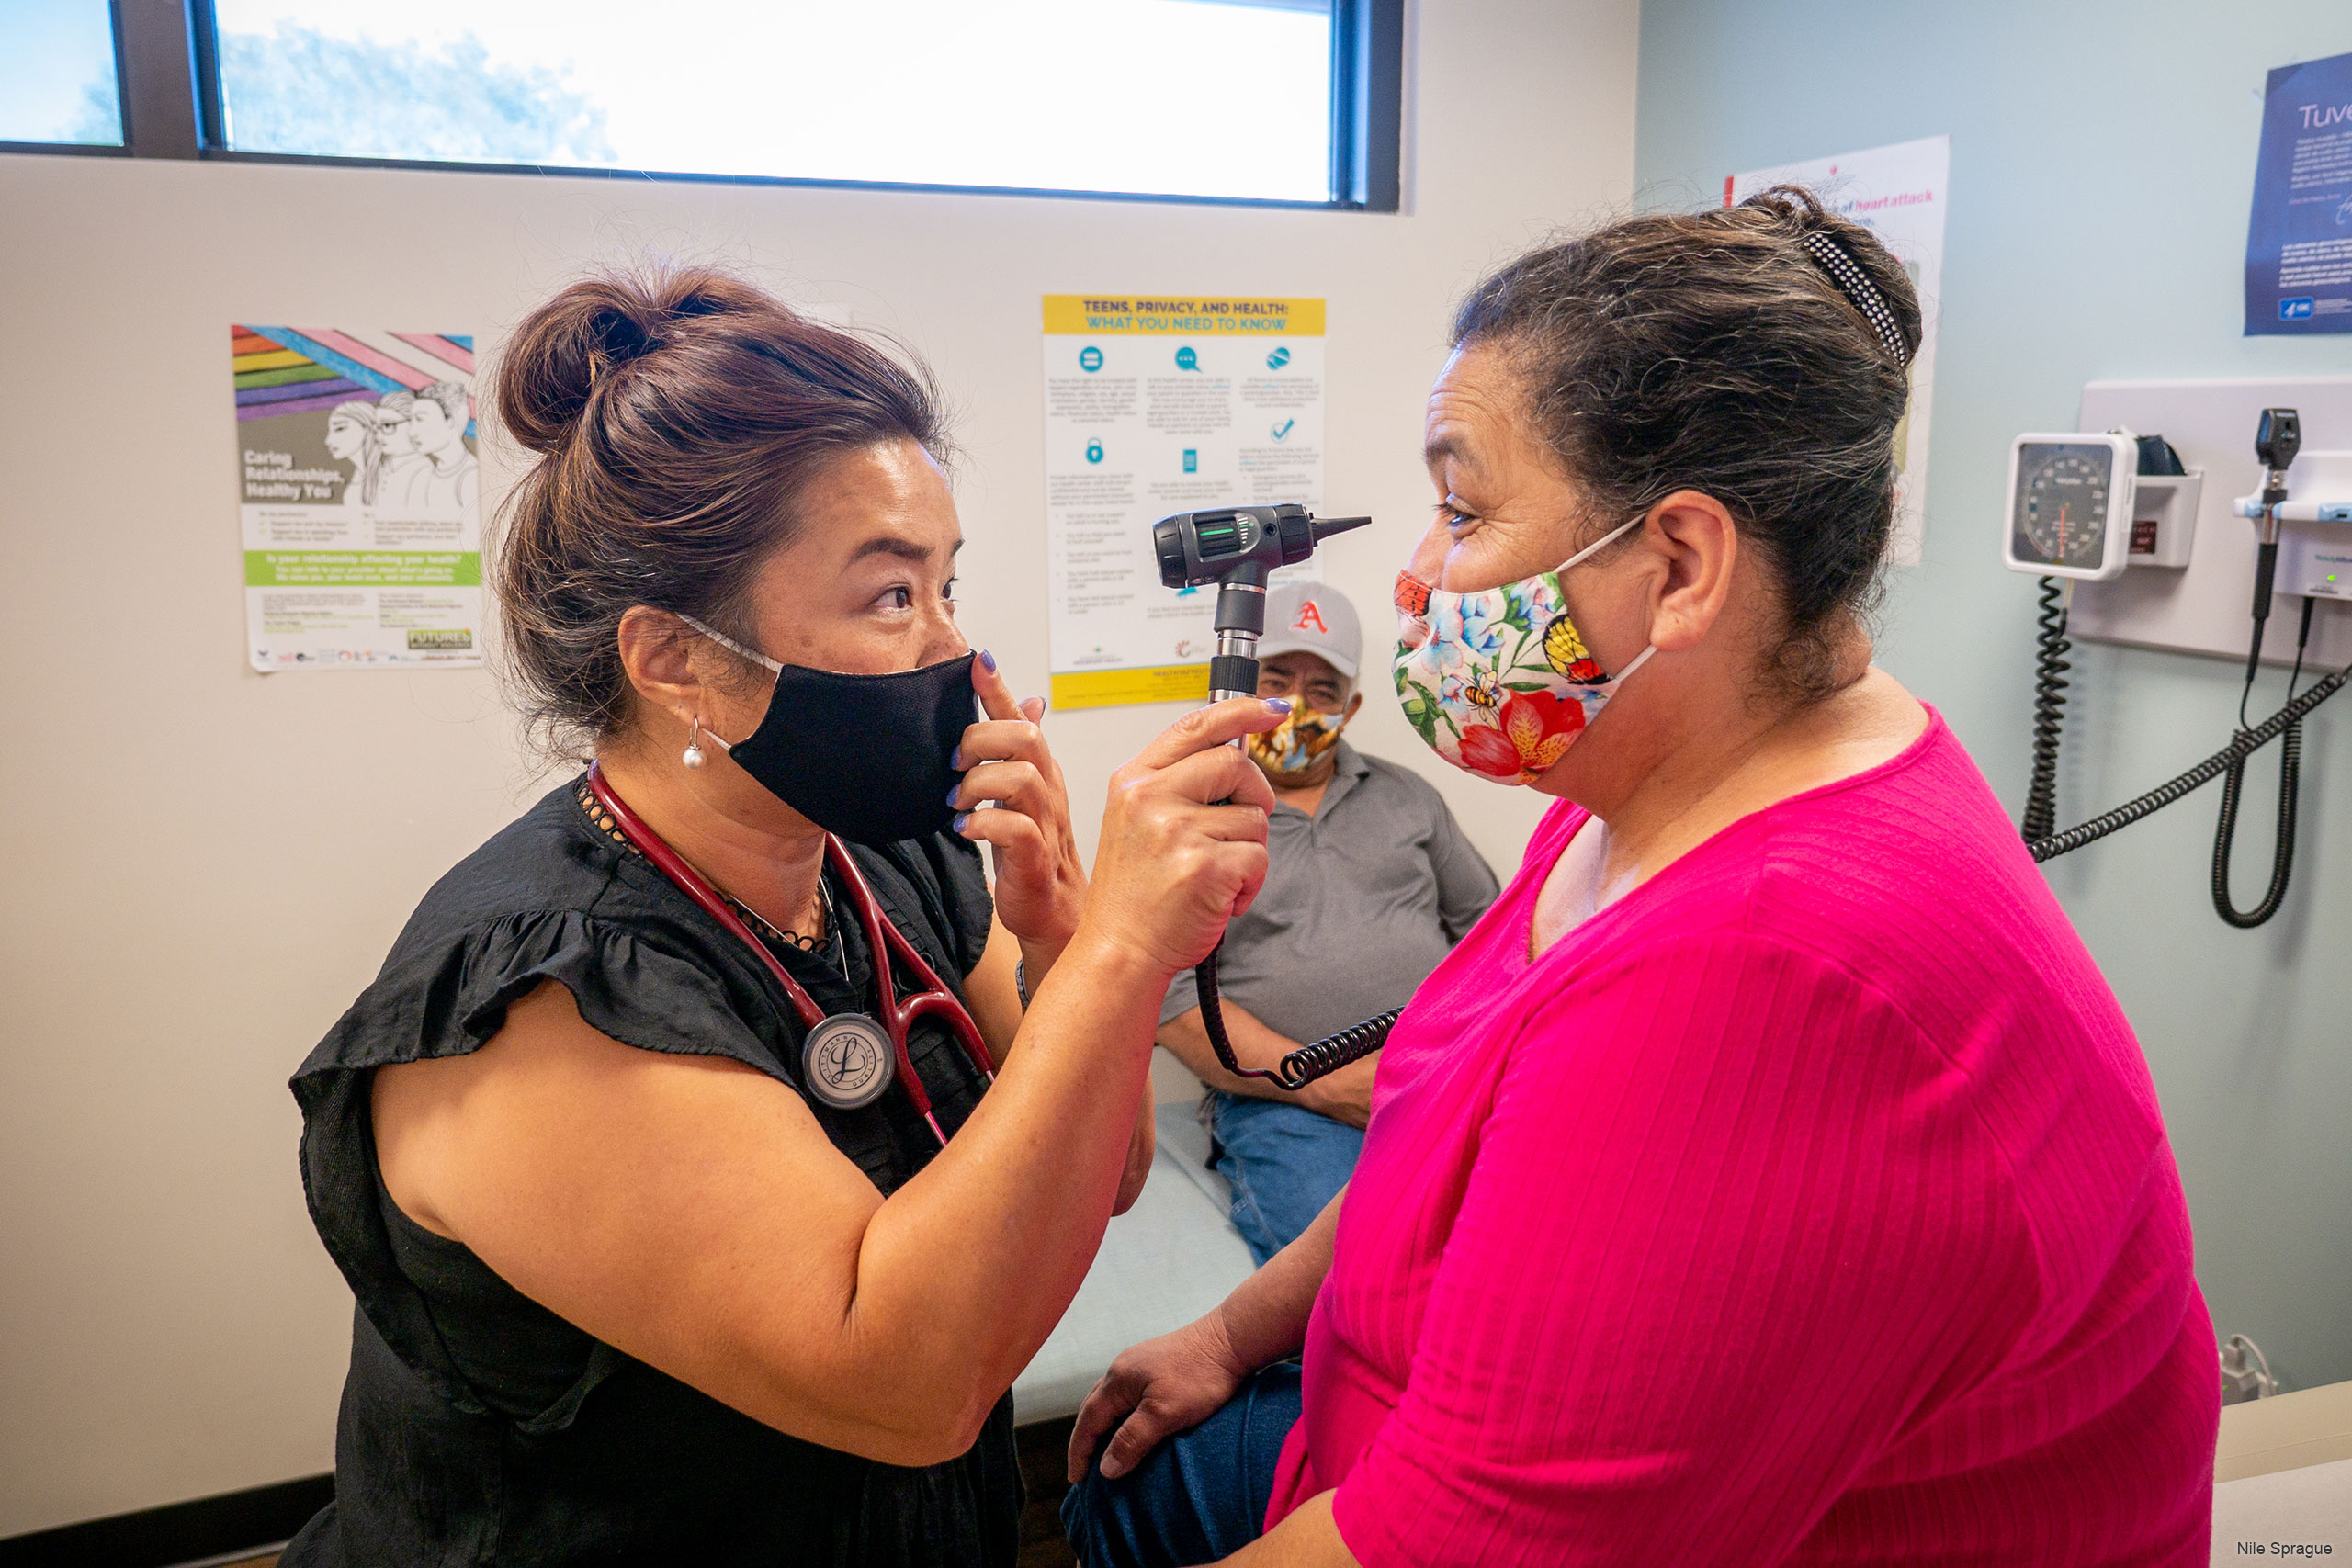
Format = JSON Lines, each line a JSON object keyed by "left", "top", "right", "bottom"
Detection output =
{"left": 2067, "top": 378, "right": 2352, "bottom": 670}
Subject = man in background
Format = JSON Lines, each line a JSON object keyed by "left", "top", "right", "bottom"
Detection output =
{"left": 1158, "top": 581, "right": 1498, "bottom": 1263}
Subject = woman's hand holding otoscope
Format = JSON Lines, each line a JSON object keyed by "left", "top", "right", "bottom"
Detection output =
{"left": 1147, "top": 504, "right": 1400, "bottom": 1091}
{"left": 1076, "top": 500, "right": 1375, "bottom": 983}
{"left": 1079, "top": 697, "right": 1287, "bottom": 980}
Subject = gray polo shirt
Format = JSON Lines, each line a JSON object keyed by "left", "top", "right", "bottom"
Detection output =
{"left": 1160, "top": 740, "right": 1500, "bottom": 1046}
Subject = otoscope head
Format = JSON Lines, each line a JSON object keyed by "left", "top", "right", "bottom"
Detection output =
{"left": 1152, "top": 504, "right": 1371, "bottom": 590}
{"left": 2256, "top": 408, "right": 2301, "bottom": 476}
{"left": 2256, "top": 407, "right": 2301, "bottom": 513}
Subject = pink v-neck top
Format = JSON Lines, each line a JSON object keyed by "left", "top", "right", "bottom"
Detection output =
{"left": 1267, "top": 709, "right": 2216, "bottom": 1565}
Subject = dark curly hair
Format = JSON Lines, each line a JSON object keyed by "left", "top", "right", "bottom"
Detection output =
{"left": 1451, "top": 186, "right": 1922, "bottom": 704}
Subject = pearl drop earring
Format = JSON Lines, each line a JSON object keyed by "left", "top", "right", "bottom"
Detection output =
{"left": 683, "top": 718, "right": 707, "bottom": 771}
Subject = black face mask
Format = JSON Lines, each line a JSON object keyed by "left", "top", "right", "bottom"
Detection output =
{"left": 683, "top": 615, "right": 976, "bottom": 846}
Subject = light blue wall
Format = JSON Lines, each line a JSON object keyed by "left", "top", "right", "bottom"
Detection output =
{"left": 1635, "top": 0, "right": 2352, "bottom": 1389}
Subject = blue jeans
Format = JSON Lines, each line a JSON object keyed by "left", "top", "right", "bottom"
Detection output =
{"left": 1061, "top": 1363, "right": 1302, "bottom": 1568}
{"left": 1207, "top": 1092, "right": 1363, "bottom": 1266}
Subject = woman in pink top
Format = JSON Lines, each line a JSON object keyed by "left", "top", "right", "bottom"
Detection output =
{"left": 1061, "top": 188, "right": 2218, "bottom": 1566}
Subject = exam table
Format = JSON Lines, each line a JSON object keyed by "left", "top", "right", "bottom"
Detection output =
{"left": 1012, "top": 1100, "right": 1260, "bottom": 1424}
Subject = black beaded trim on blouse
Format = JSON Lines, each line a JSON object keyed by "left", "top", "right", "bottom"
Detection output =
{"left": 575, "top": 778, "right": 829, "bottom": 953}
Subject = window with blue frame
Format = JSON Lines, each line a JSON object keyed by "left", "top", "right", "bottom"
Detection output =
{"left": 207, "top": 0, "right": 1340, "bottom": 202}
{"left": 0, "top": 0, "right": 124, "bottom": 148}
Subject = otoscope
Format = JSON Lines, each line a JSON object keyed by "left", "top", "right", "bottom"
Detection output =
{"left": 2245, "top": 408, "right": 2301, "bottom": 686}
{"left": 1153, "top": 504, "right": 1405, "bottom": 1090}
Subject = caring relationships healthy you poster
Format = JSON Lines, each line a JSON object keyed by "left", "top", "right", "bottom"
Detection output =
{"left": 232, "top": 325, "right": 482, "bottom": 671}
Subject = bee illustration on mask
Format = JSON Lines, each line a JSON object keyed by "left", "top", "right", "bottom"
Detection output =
{"left": 1463, "top": 666, "right": 1503, "bottom": 709}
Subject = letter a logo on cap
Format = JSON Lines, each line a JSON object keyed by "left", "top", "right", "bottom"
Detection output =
{"left": 1293, "top": 599, "right": 1329, "bottom": 635}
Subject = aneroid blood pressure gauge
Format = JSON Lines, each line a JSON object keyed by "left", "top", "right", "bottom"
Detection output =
{"left": 2004, "top": 433, "right": 2137, "bottom": 581}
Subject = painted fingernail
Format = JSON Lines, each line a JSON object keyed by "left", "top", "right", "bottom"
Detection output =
{"left": 953, "top": 812, "right": 972, "bottom": 834}
{"left": 946, "top": 784, "right": 963, "bottom": 807}
{"left": 949, "top": 747, "right": 964, "bottom": 770}
{"left": 979, "top": 649, "right": 998, "bottom": 672}
{"left": 1263, "top": 698, "right": 1292, "bottom": 714}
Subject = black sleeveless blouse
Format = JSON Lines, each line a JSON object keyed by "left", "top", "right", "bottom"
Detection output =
{"left": 283, "top": 779, "right": 1020, "bottom": 1566}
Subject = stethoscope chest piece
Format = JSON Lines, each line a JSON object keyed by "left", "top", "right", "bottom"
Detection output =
{"left": 801, "top": 1012, "right": 897, "bottom": 1110}
{"left": 582, "top": 762, "right": 992, "bottom": 1146}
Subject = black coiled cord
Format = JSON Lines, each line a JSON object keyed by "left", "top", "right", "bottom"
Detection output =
{"left": 1271, "top": 1007, "right": 1405, "bottom": 1088}
{"left": 2209, "top": 597, "right": 2315, "bottom": 927}
{"left": 1193, "top": 941, "right": 1401, "bottom": 1090}
{"left": 2027, "top": 650, "right": 2345, "bottom": 867}
{"left": 2210, "top": 720, "right": 2301, "bottom": 926}
{"left": 2021, "top": 577, "right": 2070, "bottom": 844}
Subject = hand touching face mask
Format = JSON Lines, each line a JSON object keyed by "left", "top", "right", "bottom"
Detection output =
{"left": 681, "top": 615, "right": 977, "bottom": 844}
{"left": 1391, "top": 516, "right": 1656, "bottom": 785}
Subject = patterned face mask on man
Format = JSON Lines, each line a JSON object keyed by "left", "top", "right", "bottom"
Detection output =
{"left": 1391, "top": 517, "right": 1655, "bottom": 785}
{"left": 1247, "top": 705, "right": 1350, "bottom": 786}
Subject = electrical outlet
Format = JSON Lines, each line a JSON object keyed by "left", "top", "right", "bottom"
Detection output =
{"left": 2221, "top": 1334, "right": 2278, "bottom": 1404}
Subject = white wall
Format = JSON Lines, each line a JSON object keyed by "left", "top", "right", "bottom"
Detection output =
{"left": 0, "top": 0, "right": 1640, "bottom": 1534}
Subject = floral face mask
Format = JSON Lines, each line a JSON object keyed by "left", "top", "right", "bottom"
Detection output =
{"left": 1392, "top": 517, "right": 1656, "bottom": 784}
{"left": 1247, "top": 704, "right": 1350, "bottom": 786}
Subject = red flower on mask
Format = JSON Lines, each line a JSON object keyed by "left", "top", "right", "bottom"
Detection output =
{"left": 1458, "top": 689, "right": 1586, "bottom": 782}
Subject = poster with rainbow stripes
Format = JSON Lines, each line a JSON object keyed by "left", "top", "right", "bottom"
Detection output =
{"left": 234, "top": 325, "right": 482, "bottom": 671}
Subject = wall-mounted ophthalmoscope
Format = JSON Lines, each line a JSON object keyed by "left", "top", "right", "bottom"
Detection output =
{"left": 1151, "top": 503, "right": 1396, "bottom": 1091}
{"left": 2010, "top": 408, "right": 2352, "bottom": 929}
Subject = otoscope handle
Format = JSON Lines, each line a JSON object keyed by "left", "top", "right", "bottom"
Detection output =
{"left": 2249, "top": 538, "right": 2278, "bottom": 681}
{"left": 1209, "top": 571, "right": 1269, "bottom": 704}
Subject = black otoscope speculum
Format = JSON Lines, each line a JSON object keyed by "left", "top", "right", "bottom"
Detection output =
{"left": 1152, "top": 504, "right": 1400, "bottom": 1091}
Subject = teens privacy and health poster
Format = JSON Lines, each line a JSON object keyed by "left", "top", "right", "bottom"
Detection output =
{"left": 232, "top": 326, "right": 483, "bottom": 671}
{"left": 1726, "top": 135, "right": 1949, "bottom": 567}
{"left": 1041, "top": 295, "right": 1325, "bottom": 710}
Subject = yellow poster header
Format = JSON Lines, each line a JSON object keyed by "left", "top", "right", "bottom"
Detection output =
{"left": 1050, "top": 663, "right": 1211, "bottom": 710}
{"left": 1043, "top": 295, "right": 1324, "bottom": 337}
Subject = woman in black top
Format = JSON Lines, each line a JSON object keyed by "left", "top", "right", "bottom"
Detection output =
{"left": 285, "top": 266, "right": 1287, "bottom": 1565}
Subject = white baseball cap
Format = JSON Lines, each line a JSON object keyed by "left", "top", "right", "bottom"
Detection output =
{"left": 1258, "top": 581, "right": 1360, "bottom": 681}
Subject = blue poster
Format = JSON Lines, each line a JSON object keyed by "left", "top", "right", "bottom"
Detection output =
{"left": 2245, "top": 51, "right": 2352, "bottom": 335}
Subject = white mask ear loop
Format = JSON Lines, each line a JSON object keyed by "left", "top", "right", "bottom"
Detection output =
{"left": 1419, "top": 515, "right": 1642, "bottom": 604}
{"left": 1555, "top": 516, "right": 1654, "bottom": 683}
{"left": 1608, "top": 643, "right": 1658, "bottom": 684}
{"left": 1555, "top": 514, "right": 1644, "bottom": 574}
{"left": 673, "top": 614, "right": 775, "bottom": 760}
{"left": 678, "top": 613, "right": 785, "bottom": 675}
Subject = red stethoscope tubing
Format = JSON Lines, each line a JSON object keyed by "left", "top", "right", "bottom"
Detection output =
{"left": 586, "top": 763, "right": 994, "bottom": 1145}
